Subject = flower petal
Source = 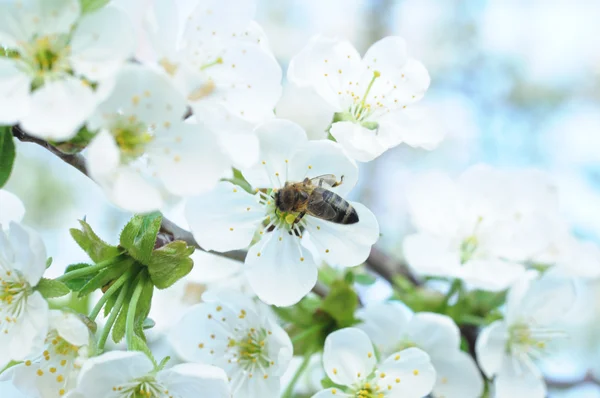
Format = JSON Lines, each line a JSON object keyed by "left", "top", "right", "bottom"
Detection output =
{"left": 312, "top": 388, "right": 352, "bottom": 398}
{"left": 184, "top": 0, "right": 256, "bottom": 42}
{"left": 322, "top": 328, "right": 376, "bottom": 386}
{"left": 69, "top": 6, "right": 135, "bottom": 81}
{"left": 148, "top": 122, "right": 230, "bottom": 196}
{"left": 20, "top": 77, "right": 97, "bottom": 141}
{"left": 303, "top": 202, "right": 378, "bottom": 267}
{"left": 407, "top": 313, "right": 461, "bottom": 360}
{"left": 356, "top": 301, "right": 410, "bottom": 355}
{"left": 495, "top": 356, "right": 546, "bottom": 398}
{"left": 329, "top": 122, "right": 388, "bottom": 163}
{"left": 245, "top": 231, "right": 318, "bottom": 306}
{"left": 0, "top": 58, "right": 31, "bottom": 125}
{"left": 7, "top": 222, "right": 46, "bottom": 286}
{"left": 287, "top": 140, "right": 358, "bottom": 197}
{"left": 363, "top": 36, "right": 409, "bottom": 75}
{"left": 459, "top": 259, "right": 526, "bottom": 292}
{"left": 86, "top": 130, "right": 121, "bottom": 179}
{"left": 157, "top": 363, "right": 230, "bottom": 398}
{"left": 0, "top": 190, "right": 24, "bottom": 226}
{"left": 431, "top": 351, "right": 484, "bottom": 398}
{"left": 185, "top": 182, "right": 264, "bottom": 252}
{"left": 378, "top": 347, "right": 436, "bottom": 398}
{"left": 377, "top": 106, "right": 445, "bottom": 151}
{"left": 50, "top": 310, "right": 89, "bottom": 347}
{"left": 402, "top": 233, "right": 461, "bottom": 279}
{"left": 475, "top": 320, "right": 508, "bottom": 378}
{"left": 242, "top": 119, "right": 307, "bottom": 189}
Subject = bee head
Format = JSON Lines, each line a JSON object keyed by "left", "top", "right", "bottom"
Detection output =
{"left": 276, "top": 187, "right": 309, "bottom": 212}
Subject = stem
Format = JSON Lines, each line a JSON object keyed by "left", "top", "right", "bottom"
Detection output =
{"left": 200, "top": 57, "right": 223, "bottom": 70}
{"left": 439, "top": 279, "right": 462, "bottom": 312}
{"left": 88, "top": 268, "right": 135, "bottom": 321}
{"left": 126, "top": 271, "right": 147, "bottom": 350}
{"left": 282, "top": 349, "right": 314, "bottom": 398}
{"left": 358, "top": 70, "right": 381, "bottom": 111}
{"left": 460, "top": 315, "right": 487, "bottom": 327}
{"left": 292, "top": 324, "right": 322, "bottom": 344}
{"left": 55, "top": 257, "right": 120, "bottom": 282}
{"left": 97, "top": 279, "right": 130, "bottom": 351}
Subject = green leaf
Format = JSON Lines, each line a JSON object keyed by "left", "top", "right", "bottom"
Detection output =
{"left": 120, "top": 213, "right": 163, "bottom": 265}
{"left": 131, "top": 334, "right": 156, "bottom": 366}
{"left": 62, "top": 263, "right": 94, "bottom": 291}
{"left": 77, "top": 257, "right": 135, "bottom": 297}
{"left": 223, "top": 168, "right": 253, "bottom": 193}
{"left": 319, "top": 280, "right": 359, "bottom": 328}
{"left": 146, "top": 241, "right": 194, "bottom": 289}
{"left": 71, "top": 219, "right": 122, "bottom": 263}
{"left": 36, "top": 278, "right": 70, "bottom": 298}
{"left": 142, "top": 318, "right": 155, "bottom": 330}
{"left": 271, "top": 296, "right": 321, "bottom": 328}
{"left": 112, "top": 296, "right": 129, "bottom": 343}
{"left": 45, "top": 257, "right": 53, "bottom": 269}
{"left": 0, "top": 126, "right": 16, "bottom": 188}
{"left": 133, "top": 277, "right": 154, "bottom": 337}
{"left": 79, "top": 0, "right": 110, "bottom": 13}
{"left": 354, "top": 273, "right": 377, "bottom": 286}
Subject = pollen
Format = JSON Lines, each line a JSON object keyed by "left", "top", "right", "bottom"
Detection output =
{"left": 394, "top": 354, "right": 400, "bottom": 360}
{"left": 262, "top": 161, "right": 266, "bottom": 165}
{"left": 257, "top": 252, "right": 261, "bottom": 257}
{"left": 300, "top": 257, "right": 304, "bottom": 262}
{"left": 333, "top": 368, "right": 338, "bottom": 375}
{"left": 368, "top": 352, "right": 373, "bottom": 358}
{"left": 229, "top": 228, "right": 234, "bottom": 231}
{"left": 56, "top": 375, "right": 64, "bottom": 382}
{"left": 413, "top": 369, "right": 419, "bottom": 376}
{"left": 173, "top": 155, "right": 181, "bottom": 162}
{"left": 37, "top": 369, "right": 43, "bottom": 376}
{"left": 325, "top": 249, "right": 329, "bottom": 253}
{"left": 308, "top": 165, "right": 312, "bottom": 169}
{"left": 198, "top": 343, "right": 204, "bottom": 348}
{"left": 131, "top": 95, "right": 140, "bottom": 105}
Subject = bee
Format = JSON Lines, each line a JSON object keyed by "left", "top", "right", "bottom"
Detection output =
{"left": 274, "top": 174, "right": 359, "bottom": 226}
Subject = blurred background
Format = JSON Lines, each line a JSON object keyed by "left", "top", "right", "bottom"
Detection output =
{"left": 2, "top": 0, "right": 599, "bottom": 396}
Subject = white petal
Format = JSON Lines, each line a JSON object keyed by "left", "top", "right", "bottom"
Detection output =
{"left": 236, "top": 372, "right": 282, "bottom": 398}
{"left": 34, "top": 0, "right": 81, "bottom": 36}
{"left": 109, "top": 167, "right": 164, "bottom": 213}
{"left": 304, "top": 202, "right": 378, "bottom": 267}
{"left": 20, "top": 77, "right": 96, "bottom": 141}
{"left": 0, "top": 190, "right": 25, "bottom": 225}
{"left": 157, "top": 363, "right": 230, "bottom": 397}
{"left": 495, "top": 356, "right": 546, "bottom": 398}
{"left": 363, "top": 36, "right": 409, "bottom": 75}
{"left": 329, "top": 122, "right": 388, "bottom": 162}
{"left": 185, "top": 181, "right": 264, "bottom": 252}
{"left": 407, "top": 313, "right": 461, "bottom": 360}
{"left": 377, "top": 106, "right": 445, "bottom": 151}
{"left": 312, "top": 388, "right": 352, "bottom": 398}
{"left": 356, "top": 301, "right": 410, "bottom": 355}
{"left": 378, "top": 347, "right": 436, "bottom": 398}
{"left": 475, "top": 320, "right": 508, "bottom": 378}
{"left": 7, "top": 222, "right": 46, "bottom": 286}
{"left": 245, "top": 231, "right": 318, "bottom": 306}
{"left": 460, "top": 259, "right": 526, "bottom": 292}
{"left": 402, "top": 233, "right": 462, "bottom": 278}
{"left": 69, "top": 6, "right": 135, "bottom": 81}
{"left": 396, "top": 59, "right": 431, "bottom": 101}
{"left": 75, "top": 351, "right": 154, "bottom": 398}
{"left": 50, "top": 310, "right": 89, "bottom": 347}
{"left": 188, "top": 251, "right": 242, "bottom": 284}
{"left": 431, "top": 351, "right": 484, "bottom": 398}
{"left": 0, "top": 3, "right": 36, "bottom": 47}
{"left": 85, "top": 130, "right": 120, "bottom": 179}
{"left": 287, "top": 35, "right": 361, "bottom": 110}
{"left": 0, "top": 58, "right": 31, "bottom": 124}
{"left": 184, "top": 0, "right": 256, "bottom": 42}
{"left": 148, "top": 122, "right": 230, "bottom": 196}
{"left": 322, "top": 328, "right": 375, "bottom": 386}
{"left": 287, "top": 140, "right": 358, "bottom": 197}
{"left": 242, "top": 119, "right": 307, "bottom": 189}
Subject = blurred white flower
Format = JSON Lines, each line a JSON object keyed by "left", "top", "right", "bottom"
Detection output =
{"left": 288, "top": 35, "right": 437, "bottom": 162}
{"left": 0, "top": 190, "right": 25, "bottom": 225}
{"left": 1, "top": 310, "right": 91, "bottom": 398}
{"left": 86, "top": 64, "right": 230, "bottom": 212}
{"left": 72, "top": 350, "right": 230, "bottom": 397}
{"left": 476, "top": 272, "right": 576, "bottom": 398}
{"left": 0, "top": 222, "right": 49, "bottom": 369}
{"left": 185, "top": 119, "right": 379, "bottom": 306}
{"left": 312, "top": 327, "right": 436, "bottom": 398}
{"left": 170, "top": 290, "right": 293, "bottom": 398}
{"left": 403, "top": 165, "right": 561, "bottom": 291}
{"left": 357, "top": 302, "right": 483, "bottom": 398}
{"left": 0, "top": 0, "right": 134, "bottom": 140}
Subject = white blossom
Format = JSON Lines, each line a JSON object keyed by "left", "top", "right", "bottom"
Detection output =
{"left": 185, "top": 119, "right": 380, "bottom": 306}
{"left": 403, "top": 165, "right": 561, "bottom": 291}
{"left": 0, "top": 190, "right": 25, "bottom": 225}
{"left": 288, "top": 35, "right": 436, "bottom": 162}
{"left": 476, "top": 272, "right": 576, "bottom": 398}
{"left": 0, "top": 0, "right": 134, "bottom": 140}
{"left": 170, "top": 290, "right": 293, "bottom": 398}
{"left": 357, "top": 302, "right": 483, "bottom": 398}
{"left": 71, "top": 350, "right": 230, "bottom": 398}
{"left": 312, "top": 328, "right": 436, "bottom": 398}
{"left": 0, "top": 222, "right": 49, "bottom": 369}
{"left": 1, "top": 310, "right": 91, "bottom": 398}
{"left": 86, "top": 64, "right": 231, "bottom": 212}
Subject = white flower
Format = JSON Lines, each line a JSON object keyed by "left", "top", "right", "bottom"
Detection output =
{"left": 170, "top": 290, "right": 293, "bottom": 398}
{"left": 0, "top": 0, "right": 134, "bottom": 140}
{"left": 0, "top": 222, "right": 49, "bottom": 369}
{"left": 288, "top": 35, "right": 435, "bottom": 162}
{"left": 312, "top": 328, "right": 436, "bottom": 398}
{"left": 476, "top": 272, "right": 576, "bottom": 398}
{"left": 1, "top": 310, "right": 91, "bottom": 398}
{"left": 0, "top": 190, "right": 25, "bottom": 225}
{"left": 185, "top": 119, "right": 380, "bottom": 306}
{"left": 403, "top": 165, "right": 561, "bottom": 291}
{"left": 357, "top": 302, "right": 483, "bottom": 398}
{"left": 86, "top": 64, "right": 231, "bottom": 212}
{"left": 71, "top": 350, "right": 230, "bottom": 398}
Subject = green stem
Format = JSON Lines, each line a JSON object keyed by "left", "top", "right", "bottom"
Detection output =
{"left": 126, "top": 271, "right": 147, "bottom": 350}
{"left": 88, "top": 268, "right": 135, "bottom": 321}
{"left": 292, "top": 324, "right": 322, "bottom": 344}
{"left": 460, "top": 315, "right": 487, "bottom": 326}
{"left": 282, "top": 349, "right": 314, "bottom": 398}
{"left": 55, "top": 257, "right": 121, "bottom": 282}
{"left": 97, "top": 279, "right": 130, "bottom": 351}
{"left": 200, "top": 57, "right": 223, "bottom": 70}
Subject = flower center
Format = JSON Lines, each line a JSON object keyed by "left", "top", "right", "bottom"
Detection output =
{"left": 228, "top": 328, "right": 270, "bottom": 370}
{"left": 333, "top": 70, "right": 381, "bottom": 130}
{"left": 352, "top": 382, "right": 385, "bottom": 398}
{"left": 258, "top": 189, "right": 306, "bottom": 237}
{"left": 18, "top": 35, "right": 71, "bottom": 86}
{"left": 460, "top": 235, "right": 478, "bottom": 264}
{"left": 111, "top": 118, "right": 154, "bottom": 162}
{"left": 113, "top": 376, "right": 166, "bottom": 397}
{"left": 507, "top": 322, "right": 565, "bottom": 358}
{"left": 0, "top": 270, "right": 29, "bottom": 325}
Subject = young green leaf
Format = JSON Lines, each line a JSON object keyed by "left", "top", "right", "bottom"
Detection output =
{"left": 71, "top": 219, "right": 122, "bottom": 263}
{"left": 354, "top": 273, "right": 377, "bottom": 286}
{"left": 319, "top": 280, "right": 359, "bottom": 328}
{"left": 112, "top": 296, "right": 129, "bottom": 344}
{"left": 77, "top": 257, "right": 135, "bottom": 297}
{"left": 79, "top": 0, "right": 110, "bottom": 13}
{"left": 62, "top": 263, "right": 94, "bottom": 291}
{"left": 146, "top": 241, "right": 194, "bottom": 289}
{"left": 36, "top": 278, "right": 70, "bottom": 298}
{"left": 0, "top": 126, "right": 16, "bottom": 188}
{"left": 119, "top": 212, "right": 163, "bottom": 265}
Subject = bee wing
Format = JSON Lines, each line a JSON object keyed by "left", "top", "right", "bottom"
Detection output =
{"left": 309, "top": 174, "right": 338, "bottom": 189}
{"left": 306, "top": 188, "right": 338, "bottom": 221}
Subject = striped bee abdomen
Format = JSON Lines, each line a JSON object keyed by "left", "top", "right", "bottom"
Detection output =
{"left": 319, "top": 189, "right": 359, "bottom": 225}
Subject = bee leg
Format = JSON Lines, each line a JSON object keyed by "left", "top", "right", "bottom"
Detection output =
{"left": 293, "top": 211, "right": 306, "bottom": 225}
{"left": 332, "top": 175, "right": 344, "bottom": 187}
{"left": 266, "top": 225, "right": 276, "bottom": 233}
